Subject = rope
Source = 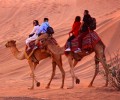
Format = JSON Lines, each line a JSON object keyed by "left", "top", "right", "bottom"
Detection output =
{"left": 24, "top": 49, "right": 35, "bottom": 60}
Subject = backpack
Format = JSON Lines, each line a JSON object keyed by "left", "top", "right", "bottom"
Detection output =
{"left": 46, "top": 26, "right": 54, "bottom": 35}
{"left": 89, "top": 17, "right": 96, "bottom": 30}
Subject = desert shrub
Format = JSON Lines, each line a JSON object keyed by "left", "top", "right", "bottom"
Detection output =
{"left": 107, "top": 51, "right": 120, "bottom": 90}
{"left": 99, "top": 50, "right": 120, "bottom": 90}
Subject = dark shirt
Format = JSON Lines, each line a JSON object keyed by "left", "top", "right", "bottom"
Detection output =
{"left": 81, "top": 14, "right": 91, "bottom": 32}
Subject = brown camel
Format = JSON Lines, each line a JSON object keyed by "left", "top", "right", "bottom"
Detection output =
{"left": 5, "top": 40, "right": 65, "bottom": 89}
{"left": 39, "top": 32, "right": 109, "bottom": 89}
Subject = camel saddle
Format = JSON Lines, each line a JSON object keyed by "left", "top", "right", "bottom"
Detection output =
{"left": 66, "top": 31, "right": 101, "bottom": 52}
{"left": 25, "top": 37, "right": 58, "bottom": 55}
{"left": 25, "top": 40, "right": 42, "bottom": 55}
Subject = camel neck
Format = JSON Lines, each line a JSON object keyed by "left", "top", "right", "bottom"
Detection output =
{"left": 10, "top": 46, "right": 25, "bottom": 60}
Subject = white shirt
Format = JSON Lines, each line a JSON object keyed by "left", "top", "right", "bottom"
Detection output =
{"left": 28, "top": 25, "right": 40, "bottom": 40}
{"left": 37, "top": 22, "right": 50, "bottom": 35}
{"left": 30, "top": 25, "right": 40, "bottom": 35}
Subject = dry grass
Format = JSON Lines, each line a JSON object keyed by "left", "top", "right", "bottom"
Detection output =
{"left": 108, "top": 50, "right": 120, "bottom": 90}
{"left": 99, "top": 50, "right": 120, "bottom": 90}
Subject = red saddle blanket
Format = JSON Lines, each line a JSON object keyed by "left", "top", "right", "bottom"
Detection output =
{"left": 26, "top": 40, "right": 41, "bottom": 55}
{"left": 67, "top": 31, "right": 101, "bottom": 51}
{"left": 26, "top": 37, "right": 58, "bottom": 55}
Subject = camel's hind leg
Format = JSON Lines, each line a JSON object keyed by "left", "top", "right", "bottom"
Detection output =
{"left": 46, "top": 61, "right": 57, "bottom": 89}
{"left": 88, "top": 56, "right": 99, "bottom": 87}
{"left": 99, "top": 56, "right": 109, "bottom": 87}
{"left": 95, "top": 42, "right": 109, "bottom": 87}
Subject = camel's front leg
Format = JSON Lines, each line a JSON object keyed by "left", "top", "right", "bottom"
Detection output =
{"left": 46, "top": 61, "right": 56, "bottom": 89}
{"left": 56, "top": 58, "right": 65, "bottom": 89}
{"left": 73, "top": 60, "right": 80, "bottom": 84}
{"left": 28, "top": 60, "right": 36, "bottom": 90}
{"left": 29, "top": 72, "right": 35, "bottom": 90}
{"left": 100, "top": 57, "right": 109, "bottom": 87}
{"left": 33, "top": 62, "right": 40, "bottom": 87}
{"left": 30, "top": 73, "right": 40, "bottom": 88}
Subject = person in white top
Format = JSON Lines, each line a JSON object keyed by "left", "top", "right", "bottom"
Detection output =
{"left": 26, "top": 20, "right": 40, "bottom": 50}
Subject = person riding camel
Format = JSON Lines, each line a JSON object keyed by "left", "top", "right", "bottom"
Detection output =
{"left": 78, "top": 10, "right": 92, "bottom": 49}
{"left": 25, "top": 20, "right": 40, "bottom": 51}
{"left": 35, "top": 18, "right": 51, "bottom": 46}
{"left": 37, "top": 18, "right": 50, "bottom": 36}
{"left": 65, "top": 16, "right": 81, "bottom": 52}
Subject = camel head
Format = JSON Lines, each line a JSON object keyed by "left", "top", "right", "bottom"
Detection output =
{"left": 5, "top": 40, "right": 16, "bottom": 48}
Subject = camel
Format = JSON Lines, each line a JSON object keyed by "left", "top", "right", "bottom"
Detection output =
{"left": 5, "top": 40, "right": 65, "bottom": 89}
{"left": 39, "top": 32, "right": 109, "bottom": 89}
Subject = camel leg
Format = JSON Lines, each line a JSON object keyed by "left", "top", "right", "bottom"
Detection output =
{"left": 67, "top": 56, "right": 76, "bottom": 89}
{"left": 56, "top": 56, "right": 65, "bottom": 89}
{"left": 96, "top": 49, "right": 109, "bottom": 87}
{"left": 28, "top": 60, "right": 36, "bottom": 90}
{"left": 73, "top": 60, "right": 78, "bottom": 68}
{"left": 100, "top": 49, "right": 109, "bottom": 87}
{"left": 88, "top": 56, "right": 99, "bottom": 87}
{"left": 100, "top": 57, "right": 109, "bottom": 87}
{"left": 33, "top": 62, "right": 40, "bottom": 87}
{"left": 46, "top": 61, "right": 56, "bottom": 89}
{"left": 58, "top": 62, "right": 65, "bottom": 89}
{"left": 73, "top": 60, "right": 80, "bottom": 84}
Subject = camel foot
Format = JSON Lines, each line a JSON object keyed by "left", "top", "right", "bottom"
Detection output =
{"left": 45, "top": 86, "right": 50, "bottom": 89}
{"left": 28, "top": 86, "right": 34, "bottom": 90}
{"left": 88, "top": 83, "right": 93, "bottom": 87}
{"left": 67, "top": 86, "right": 74, "bottom": 89}
{"left": 60, "top": 86, "right": 64, "bottom": 89}
{"left": 76, "top": 78, "right": 80, "bottom": 84}
{"left": 36, "top": 82, "right": 40, "bottom": 87}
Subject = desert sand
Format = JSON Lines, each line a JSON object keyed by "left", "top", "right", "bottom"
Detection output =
{"left": 0, "top": 0, "right": 120, "bottom": 100}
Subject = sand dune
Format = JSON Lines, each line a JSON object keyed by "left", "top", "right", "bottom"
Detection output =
{"left": 0, "top": 0, "right": 120, "bottom": 100}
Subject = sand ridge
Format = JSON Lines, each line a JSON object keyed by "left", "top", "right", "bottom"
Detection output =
{"left": 0, "top": 0, "right": 120, "bottom": 100}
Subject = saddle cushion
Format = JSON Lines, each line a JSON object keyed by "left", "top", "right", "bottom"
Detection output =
{"left": 26, "top": 37, "right": 58, "bottom": 55}
{"left": 26, "top": 40, "right": 41, "bottom": 55}
{"left": 82, "top": 31, "right": 101, "bottom": 50}
{"left": 65, "top": 31, "right": 101, "bottom": 52}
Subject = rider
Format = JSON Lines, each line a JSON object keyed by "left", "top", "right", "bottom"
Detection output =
{"left": 79, "top": 10, "right": 92, "bottom": 49}
{"left": 65, "top": 16, "right": 81, "bottom": 52}
{"left": 37, "top": 18, "right": 50, "bottom": 36}
{"left": 25, "top": 20, "right": 40, "bottom": 51}
{"left": 35, "top": 18, "right": 51, "bottom": 46}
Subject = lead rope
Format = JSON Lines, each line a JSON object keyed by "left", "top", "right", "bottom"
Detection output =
{"left": 24, "top": 49, "right": 35, "bottom": 60}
